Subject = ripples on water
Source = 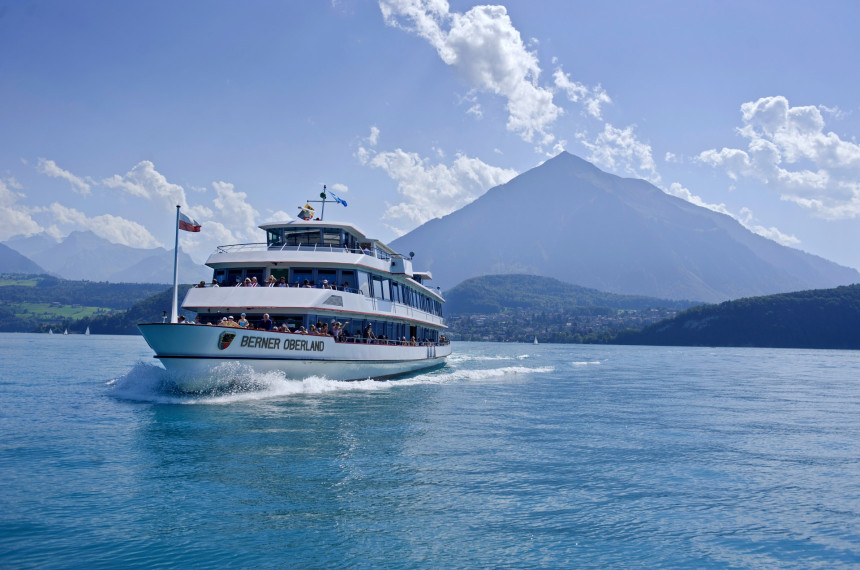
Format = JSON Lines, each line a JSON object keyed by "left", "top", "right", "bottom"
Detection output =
{"left": 1, "top": 334, "right": 859, "bottom": 568}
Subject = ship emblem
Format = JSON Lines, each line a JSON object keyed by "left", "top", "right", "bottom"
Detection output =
{"left": 218, "top": 332, "right": 237, "bottom": 350}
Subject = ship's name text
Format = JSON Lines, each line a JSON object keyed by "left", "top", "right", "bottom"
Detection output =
{"left": 240, "top": 335, "right": 325, "bottom": 352}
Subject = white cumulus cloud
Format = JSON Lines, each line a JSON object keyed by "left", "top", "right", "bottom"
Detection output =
{"left": 553, "top": 67, "right": 612, "bottom": 120}
{"left": 0, "top": 179, "right": 44, "bottom": 240}
{"left": 211, "top": 181, "right": 259, "bottom": 238}
{"left": 357, "top": 144, "right": 517, "bottom": 234}
{"left": 579, "top": 123, "right": 661, "bottom": 184}
{"left": 102, "top": 160, "right": 191, "bottom": 214}
{"left": 380, "top": 0, "right": 561, "bottom": 147}
{"left": 698, "top": 95, "right": 860, "bottom": 219}
{"left": 48, "top": 203, "right": 162, "bottom": 248}
{"left": 37, "top": 158, "right": 92, "bottom": 195}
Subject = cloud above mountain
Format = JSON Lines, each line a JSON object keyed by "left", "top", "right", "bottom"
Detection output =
{"left": 698, "top": 95, "right": 860, "bottom": 219}
{"left": 357, "top": 128, "right": 517, "bottom": 233}
{"left": 0, "top": 178, "right": 43, "bottom": 240}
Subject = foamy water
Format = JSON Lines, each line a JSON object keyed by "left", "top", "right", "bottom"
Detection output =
{"left": 108, "top": 353, "right": 555, "bottom": 405}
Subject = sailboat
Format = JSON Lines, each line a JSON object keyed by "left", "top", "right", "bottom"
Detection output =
{"left": 48, "top": 328, "right": 53, "bottom": 335}
{"left": 63, "top": 329, "right": 68, "bottom": 335}
{"left": 85, "top": 326, "right": 90, "bottom": 336}
{"left": 533, "top": 336, "right": 538, "bottom": 345}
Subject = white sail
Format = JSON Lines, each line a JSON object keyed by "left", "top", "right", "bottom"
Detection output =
{"left": 85, "top": 327, "right": 90, "bottom": 335}
{"left": 48, "top": 329, "right": 53, "bottom": 335}
{"left": 64, "top": 329, "right": 68, "bottom": 335}
{"left": 533, "top": 336, "right": 538, "bottom": 344}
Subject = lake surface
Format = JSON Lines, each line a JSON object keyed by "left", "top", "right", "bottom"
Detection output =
{"left": 2, "top": 333, "right": 859, "bottom": 568}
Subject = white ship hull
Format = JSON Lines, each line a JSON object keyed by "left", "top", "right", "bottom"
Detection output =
{"left": 139, "top": 323, "right": 451, "bottom": 392}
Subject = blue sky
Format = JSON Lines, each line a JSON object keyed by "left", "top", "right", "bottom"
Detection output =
{"left": 2, "top": 0, "right": 860, "bottom": 273}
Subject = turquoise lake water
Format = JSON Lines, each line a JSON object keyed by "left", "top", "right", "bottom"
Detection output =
{"left": 1, "top": 333, "right": 859, "bottom": 568}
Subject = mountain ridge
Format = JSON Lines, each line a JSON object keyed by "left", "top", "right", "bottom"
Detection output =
{"left": 392, "top": 152, "right": 858, "bottom": 302}
{"left": 3, "top": 231, "right": 210, "bottom": 284}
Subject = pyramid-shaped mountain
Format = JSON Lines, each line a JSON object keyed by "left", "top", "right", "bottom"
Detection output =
{"left": 391, "top": 152, "right": 859, "bottom": 302}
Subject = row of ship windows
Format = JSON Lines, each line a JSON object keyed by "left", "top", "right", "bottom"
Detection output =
{"left": 265, "top": 228, "right": 392, "bottom": 260}
{"left": 212, "top": 267, "right": 443, "bottom": 317}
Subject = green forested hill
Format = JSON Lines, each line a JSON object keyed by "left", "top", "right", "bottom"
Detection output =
{"left": 74, "top": 285, "right": 195, "bottom": 334}
{"left": 609, "top": 284, "right": 860, "bottom": 349}
{"left": 0, "top": 274, "right": 182, "bottom": 333}
{"left": 445, "top": 274, "right": 695, "bottom": 314}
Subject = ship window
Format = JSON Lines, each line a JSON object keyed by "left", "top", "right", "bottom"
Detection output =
{"left": 284, "top": 228, "right": 321, "bottom": 246}
{"left": 267, "top": 229, "right": 284, "bottom": 248}
{"left": 213, "top": 269, "right": 226, "bottom": 285}
{"left": 344, "top": 234, "right": 358, "bottom": 253}
{"left": 372, "top": 276, "right": 383, "bottom": 299}
{"left": 292, "top": 268, "right": 313, "bottom": 287}
{"left": 357, "top": 272, "right": 370, "bottom": 297}
{"left": 318, "top": 269, "right": 337, "bottom": 288}
{"left": 381, "top": 279, "right": 391, "bottom": 301}
{"left": 270, "top": 268, "right": 289, "bottom": 281}
{"left": 246, "top": 268, "right": 264, "bottom": 284}
{"left": 340, "top": 270, "right": 356, "bottom": 292}
{"left": 322, "top": 228, "right": 342, "bottom": 247}
{"left": 227, "top": 269, "right": 243, "bottom": 286}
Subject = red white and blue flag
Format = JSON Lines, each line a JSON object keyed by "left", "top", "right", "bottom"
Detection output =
{"left": 178, "top": 212, "right": 201, "bottom": 232}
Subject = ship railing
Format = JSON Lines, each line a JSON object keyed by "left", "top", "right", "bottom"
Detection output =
{"left": 215, "top": 242, "right": 391, "bottom": 260}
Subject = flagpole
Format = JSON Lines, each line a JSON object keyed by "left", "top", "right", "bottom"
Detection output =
{"left": 171, "top": 205, "right": 180, "bottom": 324}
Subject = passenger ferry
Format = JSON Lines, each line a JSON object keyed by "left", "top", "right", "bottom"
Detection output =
{"left": 139, "top": 210, "right": 451, "bottom": 391}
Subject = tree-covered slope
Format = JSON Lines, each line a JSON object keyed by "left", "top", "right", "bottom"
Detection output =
{"left": 610, "top": 284, "right": 860, "bottom": 349}
{"left": 444, "top": 274, "right": 695, "bottom": 315}
{"left": 0, "top": 273, "right": 184, "bottom": 333}
{"left": 74, "top": 285, "right": 195, "bottom": 334}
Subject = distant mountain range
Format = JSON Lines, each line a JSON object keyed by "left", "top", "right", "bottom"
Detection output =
{"left": 392, "top": 152, "right": 859, "bottom": 302}
{"left": 2, "top": 231, "right": 210, "bottom": 284}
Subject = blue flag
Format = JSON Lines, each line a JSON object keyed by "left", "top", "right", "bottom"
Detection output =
{"left": 329, "top": 191, "right": 348, "bottom": 207}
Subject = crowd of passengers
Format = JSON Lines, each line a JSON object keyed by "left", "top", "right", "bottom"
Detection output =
{"left": 177, "top": 313, "right": 449, "bottom": 346}
{"left": 198, "top": 277, "right": 350, "bottom": 290}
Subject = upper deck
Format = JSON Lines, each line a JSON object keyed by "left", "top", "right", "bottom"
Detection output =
{"left": 205, "top": 219, "right": 438, "bottom": 288}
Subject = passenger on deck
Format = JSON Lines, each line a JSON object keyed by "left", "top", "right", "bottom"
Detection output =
{"left": 211, "top": 278, "right": 220, "bottom": 287}
{"left": 265, "top": 276, "right": 276, "bottom": 287}
{"left": 260, "top": 313, "right": 274, "bottom": 331}
{"left": 226, "top": 316, "right": 239, "bottom": 327}
{"left": 278, "top": 277, "right": 287, "bottom": 287}
{"left": 197, "top": 280, "right": 206, "bottom": 288}
{"left": 363, "top": 324, "right": 376, "bottom": 343}
{"left": 341, "top": 282, "right": 350, "bottom": 292}
{"left": 238, "top": 313, "right": 249, "bottom": 328}
{"left": 302, "top": 279, "right": 311, "bottom": 288}
{"left": 242, "top": 278, "right": 251, "bottom": 287}
{"left": 250, "top": 277, "right": 259, "bottom": 287}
